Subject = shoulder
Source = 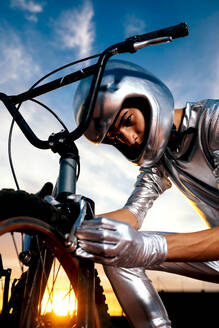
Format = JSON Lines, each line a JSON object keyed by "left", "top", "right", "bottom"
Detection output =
{"left": 194, "top": 100, "right": 219, "bottom": 176}
{"left": 198, "top": 100, "right": 219, "bottom": 151}
{"left": 182, "top": 99, "right": 219, "bottom": 151}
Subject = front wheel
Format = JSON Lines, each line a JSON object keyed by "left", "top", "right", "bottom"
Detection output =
{"left": 0, "top": 189, "right": 111, "bottom": 327}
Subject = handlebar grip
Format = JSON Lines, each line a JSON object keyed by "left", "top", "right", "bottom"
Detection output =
{"left": 127, "top": 22, "right": 189, "bottom": 42}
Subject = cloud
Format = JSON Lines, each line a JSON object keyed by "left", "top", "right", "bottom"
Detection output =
{"left": 76, "top": 138, "right": 138, "bottom": 213}
{"left": 10, "top": 0, "right": 43, "bottom": 13}
{"left": 55, "top": 0, "right": 95, "bottom": 58}
{"left": 165, "top": 43, "right": 219, "bottom": 108}
{"left": 124, "top": 14, "right": 146, "bottom": 37}
{"left": 142, "top": 184, "right": 207, "bottom": 233}
{"left": 10, "top": 0, "right": 44, "bottom": 22}
{"left": 0, "top": 28, "right": 41, "bottom": 93}
{"left": 26, "top": 14, "right": 38, "bottom": 22}
{"left": 0, "top": 27, "right": 58, "bottom": 192}
{"left": 0, "top": 100, "right": 63, "bottom": 192}
{"left": 165, "top": 78, "right": 189, "bottom": 108}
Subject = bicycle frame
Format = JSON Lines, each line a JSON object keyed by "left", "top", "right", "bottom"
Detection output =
{"left": 0, "top": 22, "right": 189, "bottom": 327}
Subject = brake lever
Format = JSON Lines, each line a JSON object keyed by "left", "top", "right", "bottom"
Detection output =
{"left": 133, "top": 36, "right": 172, "bottom": 51}
{"left": 64, "top": 198, "right": 87, "bottom": 252}
{"left": 45, "top": 194, "right": 93, "bottom": 252}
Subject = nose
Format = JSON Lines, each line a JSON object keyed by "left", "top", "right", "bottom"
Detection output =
{"left": 120, "top": 127, "right": 137, "bottom": 146}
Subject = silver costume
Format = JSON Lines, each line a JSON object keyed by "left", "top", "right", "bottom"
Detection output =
{"left": 74, "top": 60, "right": 219, "bottom": 327}
{"left": 110, "top": 99, "right": 219, "bottom": 327}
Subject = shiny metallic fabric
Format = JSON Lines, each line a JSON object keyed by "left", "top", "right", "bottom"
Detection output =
{"left": 76, "top": 218, "right": 168, "bottom": 267}
{"left": 153, "top": 258, "right": 219, "bottom": 283}
{"left": 124, "top": 164, "right": 172, "bottom": 228}
{"left": 104, "top": 266, "right": 171, "bottom": 328}
{"left": 104, "top": 260, "right": 219, "bottom": 328}
{"left": 73, "top": 59, "right": 174, "bottom": 167}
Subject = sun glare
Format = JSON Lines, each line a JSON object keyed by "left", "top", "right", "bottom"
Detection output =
{"left": 41, "top": 291, "right": 77, "bottom": 316}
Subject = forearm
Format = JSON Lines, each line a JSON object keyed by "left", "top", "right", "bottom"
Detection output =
{"left": 76, "top": 219, "right": 219, "bottom": 268}
{"left": 97, "top": 208, "right": 139, "bottom": 229}
{"left": 165, "top": 227, "right": 219, "bottom": 262}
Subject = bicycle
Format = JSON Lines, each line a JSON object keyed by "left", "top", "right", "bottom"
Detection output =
{"left": 0, "top": 22, "right": 188, "bottom": 328}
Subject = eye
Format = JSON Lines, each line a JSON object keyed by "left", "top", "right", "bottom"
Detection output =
{"left": 124, "top": 114, "right": 133, "bottom": 127}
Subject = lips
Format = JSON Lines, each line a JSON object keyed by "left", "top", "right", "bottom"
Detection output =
{"left": 134, "top": 137, "right": 143, "bottom": 147}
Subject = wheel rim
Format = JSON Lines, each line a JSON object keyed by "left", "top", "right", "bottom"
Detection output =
{"left": 0, "top": 217, "right": 79, "bottom": 328}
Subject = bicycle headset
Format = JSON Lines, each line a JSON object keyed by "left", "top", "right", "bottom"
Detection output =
{"left": 73, "top": 59, "right": 174, "bottom": 167}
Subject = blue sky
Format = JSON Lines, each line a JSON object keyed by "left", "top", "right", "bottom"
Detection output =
{"left": 0, "top": 0, "right": 219, "bottom": 294}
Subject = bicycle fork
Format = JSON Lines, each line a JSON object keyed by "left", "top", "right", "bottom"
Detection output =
{"left": 56, "top": 149, "right": 96, "bottom": 328}
{"left": 20, "top": 142, "right": 96, "bottom": 327}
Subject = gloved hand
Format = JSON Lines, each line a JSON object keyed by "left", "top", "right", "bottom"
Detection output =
{"left": 75, "top": 217, "right": 168, "bottom": 268}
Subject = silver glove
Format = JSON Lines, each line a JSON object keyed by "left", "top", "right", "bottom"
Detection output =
{"left": 75, "top": 217, "right": 168, "bottom": 268}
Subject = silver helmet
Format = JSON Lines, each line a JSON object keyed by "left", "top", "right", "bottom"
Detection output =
{"left": 73, "top": 59, "right": 174, "bottom": 167}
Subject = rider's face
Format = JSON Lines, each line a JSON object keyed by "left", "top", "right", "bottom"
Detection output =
{"left": 106, "top": 107, "right": 145, "bottom": 147}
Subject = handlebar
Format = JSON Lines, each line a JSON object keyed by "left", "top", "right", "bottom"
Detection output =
{"left": 10, "top": 64, "right": 98, "bottom": 106}
{"left": 128, "top": 22, "right": 188, "bottom": 42}
{"left": 104, "top": 22, "right": 188, "bottom": 54}
{"left": 0, "top": 22, "right": 189, "bottom": 153}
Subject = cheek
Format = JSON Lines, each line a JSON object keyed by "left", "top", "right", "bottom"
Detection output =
{"left": 141, "top": 119, "right": 146, "bottom": 133}
{"left": 132, "top": 109, "right": 146, "bottom": 136}
{"left": 137, "top": 116, "right": 145, "bottom": 135}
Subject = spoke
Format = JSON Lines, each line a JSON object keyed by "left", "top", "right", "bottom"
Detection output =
{"left": 23, "top": 267, "right": 30, "bottom": 300}
{"left": 11, "top": 232, "right": 23, "bottom": 274}
{"left": 42, "top": 259, "right": 62, "bottom": 315}
{"left": 69, "top": 280, "right": 71, "bottom": 308}
{"left": 20, "top": 259, "right": 41, "bottom": 327}
{"left": 21, "top": 236, "right": 50, "bottom": 325}
{"left": 37, "top": 254, "right": 44, "bottom": 318}
{"left": 51, "top": 257, "right": 56, "bottom": 311}
{"left": 21, "top": 232, "right": 24, "bottom": 273}
{"left": 0, "top": 278, "right": 3, "bottom": 311}
{"left": 37, "top": 244, "right": 52, "bottom": 313}
{"left": 61, "top": 285, "right": 74, "bottom": 302}
{"left": 35, "top": 236, "right": 55, "bottom": 315}
{"left": 21, "top": 235, "right": 53, "bottom": 326}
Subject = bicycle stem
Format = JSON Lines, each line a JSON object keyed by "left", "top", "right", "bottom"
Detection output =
{"left": 56, "top": 156, "right": 78, "bottom": 195}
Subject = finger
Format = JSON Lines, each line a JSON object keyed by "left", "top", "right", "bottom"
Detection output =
{"left": 78, "top": 240, "right": 121, "bottom": 258}
{"left": 79, "top": 240, "right": 130, "bottom": 259}
{"left": 80, "top": 217, "right": 117, "bottom": 230}
{"left": 76, "top": 227, "right": 120, "bottom": 243}
{"left": 76, "top": 247, "right": 116, "bottom": 265}
{"left": 75, "top": 247, "right": 96, "bottom": 260}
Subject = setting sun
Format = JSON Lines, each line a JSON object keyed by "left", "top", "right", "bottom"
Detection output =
{"left": 41, "top": 288, "right": 77, "bottom": 316}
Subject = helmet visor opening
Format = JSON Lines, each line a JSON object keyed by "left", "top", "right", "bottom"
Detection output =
{"left": 103, "top": 96, "right": 151, "bottom": 162}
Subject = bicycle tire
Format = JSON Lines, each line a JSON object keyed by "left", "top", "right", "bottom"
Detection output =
{"left": 0, "top": 189, "right": 112, "bottom": 328}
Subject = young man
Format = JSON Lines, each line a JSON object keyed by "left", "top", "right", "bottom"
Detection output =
{"left": 73, "top": 59, "right": 219, "bottom": 328}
